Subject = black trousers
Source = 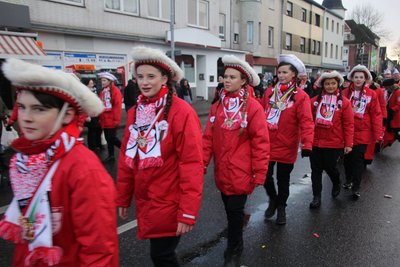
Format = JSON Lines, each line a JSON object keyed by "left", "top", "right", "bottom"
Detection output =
{"left": 310, "top": 147, "right": 343, "bottom": 197}
{"left": 263, "top": 161, "right": 294, "bottom": 207}
{"left": 221, "top": 193, "right": 247, "bottom": 254}
{"left": 150, "top": 236, "right": 181, "bottom": 267}
{"left": 103, "top": 128, "right": 122, "bottom": 157}
{"left": 87, "top": 126, "right": 102, "bottom": 151}
{"left": 344, "top": 144, "right": 367, "bottom": 191}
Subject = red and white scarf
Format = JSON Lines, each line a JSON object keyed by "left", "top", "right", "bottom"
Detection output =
{"left": 219, "top": 88, "right": 248, "bottom": 130}
{"left": 349, "top": 85, "right": 370, "bottom": 119}
{"left": 266, "top": 81, "right": 296, "bottom": 129}
{"left": 100, "top": 87, "right": 112, "bottom": 112}
{"left": 0, "top": 124, "right": 80, "bottom": 266}
{"left": 315, "top": 92, "right": 338, "bottom": 128}
{"left": 125, "top": 85, "right": 169, "bottom": 169}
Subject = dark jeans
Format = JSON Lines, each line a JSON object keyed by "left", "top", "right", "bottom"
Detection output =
{"left": 103, "top": 128, "right": 122, "bottom": 157}
{"left": 150, "top": 236, "right": 181, "bottom": 267}
{"left": 310, "top": 147, "right": 343, "bottom": 197}
{"left": 221, "top": 193, "right": 247, "bottom": 254}
{"left": 87, "top": 126, "right": 102, "bottom": 152}
{"left": 344, "top": 144, "right": 367, "bottom": 191}
{"left": 263, "top": 161, "right": 294, "bottom": 207}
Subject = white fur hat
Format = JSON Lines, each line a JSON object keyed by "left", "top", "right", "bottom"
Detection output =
{"left": 98, "top": 72, "right": 118, "bottom": 81}
{"left": 222, "top": 55, "right": 260, "bottom": 87}
{"left": 347, "top": 64, "right": 373, "bottom": 82}
{"left": 393, "top": 68, "right": 399, "bottom": 75}
{"left": 384, "top": 68, "right": 392, "bottom": 75}
{"left": 316, "top": 71, "right": 344, "bottom": 87}
{"left": 2, "top": 58, "right": 104, "bottom": 117}
{"left": 278, "top": 54, "right": 306, "bottom": 76}
{"left": 131, "top": 46, "right": 183, "bottom": 82}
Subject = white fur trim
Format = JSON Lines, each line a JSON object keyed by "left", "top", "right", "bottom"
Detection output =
{"left": 316, "top": 71, "right": 344, "bottom": 87}
{"left": 2, "top": 58, "right": 104, "bottom": 117}
{"left": 222, "top": 55, "right": 260, "bottom": 87}
{"left": 347, "top": 64, "right": 373, "bottom": 82}
{"left": 98, "top": 72, "right": 118, "bottom": 81}
{"left": 384, "top": 69, "right": 392, "bottom": 75}
{"left": 131, "top": 46, "right": 184, "bottom": 82}
{"left": 393, "top": 68, "right": 399, "bottom": 75}
{"left": 278, "top": 54, "right": 306, "bottom": 76}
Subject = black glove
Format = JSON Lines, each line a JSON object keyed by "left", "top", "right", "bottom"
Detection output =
{"left": 301, "top": 149, "right": 312, "bottom": 158}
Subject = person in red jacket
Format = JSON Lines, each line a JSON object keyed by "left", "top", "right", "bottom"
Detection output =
{"left": 261, "top": 54, "right": 314, "bottom": 225}
{"left": 0, "top": 58, "right": 119, "bottom": 266}
{"left": 382, "top": 79, "right": 400, "bottom": 148}
{"left": 117, "top": 47, "right": 203, "bottom": 267}
{"left": 203, "top": 55, "right": 269, "bottom": 266}
{"left": 342, "top": 65, "right": 382, "bottom": 199}
{"left": 98, "top": 72, "right": 122, "bottom": 162}
{"left": 308, "top": 71, "right": 354, "bottom": 209}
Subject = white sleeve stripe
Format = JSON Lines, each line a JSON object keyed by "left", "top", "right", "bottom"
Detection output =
{"left": 182, "top": 214, "right": 195, "bottom": 219}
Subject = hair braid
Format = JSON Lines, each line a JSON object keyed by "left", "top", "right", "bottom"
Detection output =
{"left": 239, "top": 84, "right": 249, "bottom": 136}
{"left": 159, "top": 78, "right": 173, "bottom": 141}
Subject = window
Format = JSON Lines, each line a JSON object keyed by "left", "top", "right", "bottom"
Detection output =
{"left": 285, "top": 33, "right": 292, "bottom": 50}
{"left": 337, "top": 22, "right": 339, "bottom": 34}
{"left": 335, "top": 45, "right": 338, "bottom": 59}
{"left": 219, "top": 13, "right": 226, "bottom": 39}
{"left": 247, "top": 21, "right": 254, "bottom": 44}
{"left": 341, "top": 46, "right": 343, "bottom": 60}
{"left": 331, "top": 20, "right": 334, "bottom": 32}
{"left": 317, "top": 41, "right": 321, "bottom": 55}
{"left": 315, "top": 14, "right": 320, "bottom": 26}
{"left": 301, "top": 9, "right": 307, "bottom": 22}
{"left": 49, "top": 0, "right": 84, "bottom": 5}
{"left": 105, "top": 0, "right": 138, "bottom": 14}
{"left": 233, "top": 22, "right": 239, "bottom": 44}
{"left": 188, "top": 0, "right": 209, "bottom": 28}
{"left": 268, "top": 26, "right": 274, "bottom": 47}
{"left": 286, "top": 2, "right": 293, "bottom": 17}
{"left": 325, "top": 42, "right": 328, "bottom": 57}
{"left": 330, "top": 43, "right": 333, "bottom": 58}
{"left": 326, "top": 18, "right": 329, "bottom": 30}
{"left": 148, "top": 0, "right": 170, "bottom": 20}
{"left": 300, "top": 37, "right": 305, "bottom": 53}
{"left": 258, "top": 22, "right": 262, "bottom": 45}
{"left": 269, "top": 0, "right": 275, "bottom": 10}
{"left": 312, "top": 40, "right": 316, "bottom": 54}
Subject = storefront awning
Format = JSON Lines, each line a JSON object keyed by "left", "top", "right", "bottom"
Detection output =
{"left": 0, "top": 32, "right": 46, "bottom": 59}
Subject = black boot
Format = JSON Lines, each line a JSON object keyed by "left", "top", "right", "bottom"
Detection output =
{"left": 309, "top": 196, "right": 321, "bottom": 209}
{"left": 224, "top": 243, "right": 243, "bottom": 267}
{"left": 264, "top": 198, "right": 277, "bottom": 218}
{"left": 275, "top": 206, "right": 286, "bottom": 225}
{"left": 331, "top": 184, "right": 341, "bottom": 198}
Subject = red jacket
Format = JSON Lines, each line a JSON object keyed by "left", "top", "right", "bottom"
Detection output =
{"left": 12, "top": 144, "right": 119, "bottom": 267}
{"left": 343, "top": 86, "right": 383, "bottom": 145}
{"left": 117, "top": 96, "right": 203, "bottom": 240}
{"left": 311, "top": 94, "right": 354, "bottom": 148}
{"left": 203, "top": 96, "right": 270, "bottom": 196}
{"left": 261, "top": 87, "right": 314, "bottom": 164}
{"left": 375, "top": 87, "right": 387, "bottom": 119}
{"left": 388, "top": 89, "right": 400, "bottom": 128}
{"left": 99, "top": 83, "right": 122, "bottom": 129}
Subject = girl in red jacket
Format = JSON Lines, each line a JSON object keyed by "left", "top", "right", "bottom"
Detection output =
{"left": 0, "top": 59, "right": 119, "bottom": 266}
{"left": 203, "top": 55, "right": 270, "bottom": 266}
{"left": 309, "top": 71, "right": 354, "bottom": 209}
{"left": 117, "top": 47, "right": 203, "bottom": 267}
{"left": 342, "top": 65, "right": 382, "bottom": 199}
{"left": 261, "top": 54, "right": 314, "bottom": 224}
{"left": 98, "top": 72, "right": 122, "bottom": 162}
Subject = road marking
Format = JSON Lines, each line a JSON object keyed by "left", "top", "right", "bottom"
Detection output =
{"left": 117, "top": 220, "right": 137, "bottom": 234}
{"left": 0, "top": 205, "right": 9, "bottom": 215}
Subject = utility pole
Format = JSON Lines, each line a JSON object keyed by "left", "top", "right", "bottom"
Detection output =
{"left": 170, "top": 0, "right": 175, "bottom": 60}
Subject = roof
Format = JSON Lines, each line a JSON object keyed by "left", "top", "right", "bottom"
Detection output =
{"left": 322, "top": 0, "right": 345, "bottom": 9}
{"left": 344, "top": 20, "right": 379, "bottom": 46}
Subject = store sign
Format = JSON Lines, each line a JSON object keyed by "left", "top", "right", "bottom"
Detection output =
{"left": 64, "top": 53, "right": 96, "bottom": 63}
{"left": 98, "top": 54, "right": 126, "bottom": 64}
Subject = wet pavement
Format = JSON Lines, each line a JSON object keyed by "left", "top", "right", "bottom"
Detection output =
{"left": 1, "top": 111, "right": 400, "bottom": 266}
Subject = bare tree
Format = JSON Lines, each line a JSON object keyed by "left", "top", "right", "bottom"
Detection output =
{"left": 350, "top": 3, "right": 390, "bottom": 41}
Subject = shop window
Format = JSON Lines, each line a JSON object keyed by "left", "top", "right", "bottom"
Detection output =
{"left": 175, "top": 55, "right": 195, "bottom": 83}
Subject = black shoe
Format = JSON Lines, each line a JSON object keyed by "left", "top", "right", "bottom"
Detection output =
{"left": 309, "top": 197, "right": 321, "bottom": 209}
{"left": 224, "top": 244, "right": 242, "bottom": 267}
{"left": 276, "top": 207, "right": 286, "bottom": 225}
{"left": 102, "top": 156, "right": 115, "bottom": 163}
{"left": 332, "top": 184, "right": 341, "bottom": 198}
{"left": 342, "top": 182, "right": 353, "bottom": 189}
{"left": 264, "top": 199, "right": 277, "bottom": 218}
{"left": 352, "top": 191, "right": 360, "bottom": 200}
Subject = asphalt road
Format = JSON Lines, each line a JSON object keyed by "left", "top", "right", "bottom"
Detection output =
{"left": 1, "top": 115, "right": 400, "bottom": 266}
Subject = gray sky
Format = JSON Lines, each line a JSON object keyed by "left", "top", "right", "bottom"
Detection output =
{"left": 315, "top": 0, "right": 400, "bottom": 59}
